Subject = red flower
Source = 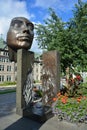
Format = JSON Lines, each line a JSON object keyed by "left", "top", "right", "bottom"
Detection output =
{"left": 76, "top": 75, "right": 81, "bottom": 80}
{"left": 53, "top": 97, "right": 57, "bottom": 101}
{"left": 61, "top": 97, "right": 67, "bottom": 104}
{"left": 77, "top": 97, "right": 81, "bottom": 103}
{"left": 57, "top": 92, "right": 61, "bottom": 97}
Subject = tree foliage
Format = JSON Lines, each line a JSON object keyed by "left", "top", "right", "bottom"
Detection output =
{"left": 67, "top": 0, "right": 87, "bottom": 71}
{"left": 35, "top": 1, "right": 87, "bottom": 72}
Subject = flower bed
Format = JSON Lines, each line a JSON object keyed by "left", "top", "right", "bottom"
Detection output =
{"left": 53, "top": 92, "right": 87, "bottom": 124}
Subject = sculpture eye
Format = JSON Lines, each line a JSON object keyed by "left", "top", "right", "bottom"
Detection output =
{"left": 27, "top": 23, "right": 34, "bottom": 31}
{"left": 11, "top": 20, "right": 23, "bottom": 28}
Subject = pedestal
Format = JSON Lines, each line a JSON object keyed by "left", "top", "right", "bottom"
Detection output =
{"left": 16, "top": 49, "right": 34, "bottom": 116}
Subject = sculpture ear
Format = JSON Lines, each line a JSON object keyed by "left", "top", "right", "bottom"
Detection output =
{"left": 8, "top": 47, "right": 17, "bottom": 62}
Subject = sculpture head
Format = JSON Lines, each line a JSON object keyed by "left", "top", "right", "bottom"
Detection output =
{"left": 7, "top": 17, "right": 34, "bottom": 50}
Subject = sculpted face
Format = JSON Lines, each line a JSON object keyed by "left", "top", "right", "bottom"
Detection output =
{"left": 7, "top": 17, "right": 34, "bottom": 50}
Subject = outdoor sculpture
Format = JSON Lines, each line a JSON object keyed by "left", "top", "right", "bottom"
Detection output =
{"left": 6, "top": 17, "right": 60, "bottom": 122}
{"left": 7, "top": 17, "right": 34, "bottom": 62}
{"left": 6, "top": 17, "right": 35, "bottom": 118}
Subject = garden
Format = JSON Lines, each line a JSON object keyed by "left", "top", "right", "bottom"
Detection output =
{"left": 53, "top": 69, "right": 87, "bottom": 124}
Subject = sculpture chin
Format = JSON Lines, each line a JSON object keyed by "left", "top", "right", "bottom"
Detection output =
{"left": 7, "top": 38, "right": 32, "bottom": 50}
{"left": 17, "top": 40, "right": 32, "bottom": 49}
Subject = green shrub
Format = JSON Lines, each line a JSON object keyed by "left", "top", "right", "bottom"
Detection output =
{"left": 0, "top": 81, "right": 16, "bottom": 86}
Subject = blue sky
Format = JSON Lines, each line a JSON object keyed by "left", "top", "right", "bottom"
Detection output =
{"left": 26, "top": 0, "right": 87, "bottom": 22}
{"left": 0, "top": 0, "right": 87, "bottom": 53}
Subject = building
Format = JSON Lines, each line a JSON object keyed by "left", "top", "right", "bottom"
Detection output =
{"left": 33, "top": 53, "right": 42, "bottom": 82}
{"left": 0, "top": 37, "right": 17, "bottom": 83}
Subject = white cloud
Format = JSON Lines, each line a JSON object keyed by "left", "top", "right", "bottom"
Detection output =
{"left": 34, "top": 0, "right": 86, "bottom": 12}
{"left": 34, "top": 0, "right": 58, "bottom": 8}
{"left": 34, "top": 0, "right": 87, "bottom": 23}
{"left": 0, "top": 0, "right": 33, "bottom": 40}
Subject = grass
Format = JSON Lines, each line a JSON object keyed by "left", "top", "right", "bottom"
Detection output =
{"left": 0, "top": 81, "right": 16, "bottom": 94}
{"left": 54, "top": 82, "right": 87, "bottom": 123}
{"left": 0, "top": 89, "right": 16, "bottom": 94}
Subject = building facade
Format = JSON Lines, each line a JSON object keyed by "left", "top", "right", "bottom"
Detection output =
{"left": 0, "top": 38, "right": 17, "bottom": 83}
{"left": 33, "top": 54, "right": 42, "bottom": 82}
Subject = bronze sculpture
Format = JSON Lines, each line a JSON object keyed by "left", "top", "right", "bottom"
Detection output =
{"left": 6, "top": 17, "right": 34, "bottom": 62}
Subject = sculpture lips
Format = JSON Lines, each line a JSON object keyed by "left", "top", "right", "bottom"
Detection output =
{"left": 16, "top": 33, "right": 32, "bottom": 42}
{"left": 17, "top": 36, "right": 30, "bottom": 41}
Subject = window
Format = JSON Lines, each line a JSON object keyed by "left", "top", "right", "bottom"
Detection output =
{"left": 3, "top": 58, "right": 5, "bottom": 62}
{"left": 7, "top": 75, "right": 11, "bottom": 81}
{"left": 0, "top": 65, "right": 4, "bottom": 71}
{"left": 36, "top": 75, "right": 38, "bottom": 80}
{"left": 3, "top": 52, "right": 8, "bottom": 56}
{"left": 6, "top": 58, "right": 9, "bottom": 62}
{"left": 15, "top": 66, "right": 17, "bottom": 71}
{"left": 7, "top": 65, "right": 11, "bottom": 71}
{"left": 2, "top": 75, "right": 4, "bottom": 81}
{"left": 0, "top": 75, "right": 4, "bottom": 82}
{"left": 0, "top": 58, "right": 2, "bottom": 62}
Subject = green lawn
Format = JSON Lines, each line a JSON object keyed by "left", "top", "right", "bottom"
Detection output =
{"left": 0, "top": 81, "right": 16, "bottom": 94}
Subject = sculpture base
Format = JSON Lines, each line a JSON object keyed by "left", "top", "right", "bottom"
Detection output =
{"left": 23, "top": 105, "right": 53, "bottom": 123}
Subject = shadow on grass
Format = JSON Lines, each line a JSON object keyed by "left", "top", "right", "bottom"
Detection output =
{"left": 0, "top": 89, "right": 16, "bottom": 94}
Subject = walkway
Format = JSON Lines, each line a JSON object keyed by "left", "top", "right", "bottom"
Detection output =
{"left": 0, "top": 92, "right": 42, "bottom": 130}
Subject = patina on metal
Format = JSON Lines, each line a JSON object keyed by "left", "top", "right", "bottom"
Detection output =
{"left": 6, "top": 17, "right": 34, "bottom": 62}
{"left": 41, "top": 51, "right": 60, "bottom": 105}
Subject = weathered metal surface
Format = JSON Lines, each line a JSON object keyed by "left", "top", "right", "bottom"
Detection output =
{"left": 6, "top": 17, "right": 34, "bottom": 62}
{"left": 41, "top": 51, "right": 60, "bottom": 105}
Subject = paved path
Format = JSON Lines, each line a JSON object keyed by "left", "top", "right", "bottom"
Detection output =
{"left": 0, "top": 93, "right": 42, "bottom": 130}
{"left": 40, "top": 116, "right": 87, "bottom": 130}
{"left": 0, "top": 93, "right": 16, "bottom": 117}
{"left": 0, "top": 85, "right": 16, "bottom": 91}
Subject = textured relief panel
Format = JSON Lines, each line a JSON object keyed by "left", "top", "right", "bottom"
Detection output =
{"left": 42, "top": 51, "right": 60, "bottom": 105}
{"left": 23, "top": 67, "right": 33, "bottom": 106}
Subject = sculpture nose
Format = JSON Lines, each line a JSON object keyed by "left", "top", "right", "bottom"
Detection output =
{"left": 23, "top": 28, "right": 30, "bottom": 34}
{"left": 22, "top": 22, "right": 29, "bottom": 33}
{"left": 22, "top": 22, "right": 34, "bottom": 35}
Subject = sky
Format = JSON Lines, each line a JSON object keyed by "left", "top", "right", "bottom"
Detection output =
{"left": 0, "top": 0, "right": 87, "bottom": 53}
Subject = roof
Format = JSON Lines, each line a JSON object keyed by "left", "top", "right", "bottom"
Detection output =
{"left": 0, "top": 38, "right": 7, "bottom": 50}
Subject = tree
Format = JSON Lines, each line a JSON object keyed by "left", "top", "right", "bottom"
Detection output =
{"left": 35, "top": 8, "right": 64, "bottom": 50}
{"left": 35, "top": 2, "right": 87, "bottom": 72}
{"left": 35, "top": 8, "right": 67, "bottom": 71}
{"left": 67, "top": 0, "right": 87, "bottom": 71}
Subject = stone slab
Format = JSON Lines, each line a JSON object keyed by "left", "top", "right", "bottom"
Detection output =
{"left": 40, "top": 116, "right": 87, "bottom": 130}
